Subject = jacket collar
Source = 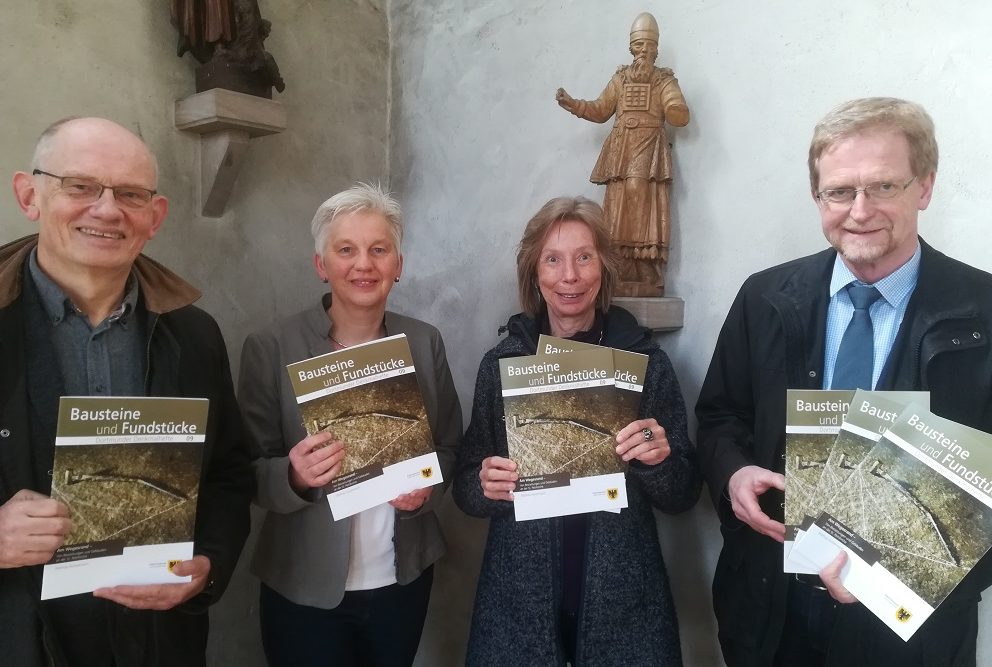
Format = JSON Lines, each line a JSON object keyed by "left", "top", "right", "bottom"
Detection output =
{"left": 762, "top": 247, "right": 836, "bottom": 388}
{"left": 305, "top": 293, "right": 408, "bottom": 359}
{"left": 770, "top": 237, "right": 975, "bottom": 321}
{"left": 907, "top": 237, "right": 983, "bottom": 323}
{"left": 760, "top": 237, "right": 988, "bottom": 390}
{"left": 0, "top": 234, "right": 200, "bottom": 314}
{"left": 498, "top": 306, "right": 653, "bottom": 355}
{"left": 882, "top": 238, "right": 989, "bottom": 388}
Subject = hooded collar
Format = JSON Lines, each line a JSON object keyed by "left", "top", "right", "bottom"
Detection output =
{"left": 498, "top": 306, "right": 653, "bottom": 354}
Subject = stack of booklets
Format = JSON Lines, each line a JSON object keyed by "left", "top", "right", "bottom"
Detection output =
{"left": 287, "top": 333, "right": 441, "bottom": 520}
{"left": 496, "top": 335, "right": 648, "bottom": 521}
{"left": 785, "top": 389, "right": 992, "bottom": 640}
{"left": 42, "top": 396, "right": 208, "bottom": 600}
{"left": 783, "top": 389, "right": 927, "bottom": 572}
{"left": 782, "top": 389, "right": 856, "bottom": 574}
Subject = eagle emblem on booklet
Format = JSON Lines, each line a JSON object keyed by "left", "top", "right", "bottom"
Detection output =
{"left": 42, "top": 396, "right": 208, "bottom": 600}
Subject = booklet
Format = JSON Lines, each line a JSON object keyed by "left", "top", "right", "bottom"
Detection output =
{"left": 785, "top": 390, "right": 930, "bottom": 573}
{"left": 500, "top": 348, "right": 627, "bottom": 521}
{"left": 286, "top": 333, "right": 440, "bottom": 520}
{"left": 792, "top": 404, "right": 992, "bottom": 640}
{"left": 536, "top": 335, "right": 649, "bottom": 515}
{"left": 803, "top": 390, "right": 930, "bottom": 524}
{"left": 536, "top": 334, "right": 649, "bottom": 433}
{"left": 41, "top": 396, "right": 208, "bottom": 600}
{"left": 783, "top": 389, "right": 854, "bottom": 573}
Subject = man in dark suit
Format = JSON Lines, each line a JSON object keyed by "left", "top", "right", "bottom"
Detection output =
{"left": 696, "top": 97, "right": 992, "bottom": 667}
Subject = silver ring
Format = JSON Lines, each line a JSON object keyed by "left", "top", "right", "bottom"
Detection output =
{"left": 642, "top": 427, "right": 654, "bottom": 441}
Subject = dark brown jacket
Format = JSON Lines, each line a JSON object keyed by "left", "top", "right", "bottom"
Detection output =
{"left": 0, "top": 235, "right": 253, "bottom": 667}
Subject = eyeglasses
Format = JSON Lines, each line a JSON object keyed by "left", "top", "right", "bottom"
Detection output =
{"left": 817, "top": 176, "right": 917, "bottom": 206}
{"left": 32, "top": 169, "right": 157, "bottom": 209}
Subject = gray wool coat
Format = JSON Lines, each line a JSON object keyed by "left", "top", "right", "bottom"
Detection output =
{"left": 453, "top": 307, "right": 701, "bottom": 667}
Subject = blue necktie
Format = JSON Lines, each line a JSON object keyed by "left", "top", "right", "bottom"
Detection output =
{"left": 832, "top": 284, "right": 882, "bottom": 390}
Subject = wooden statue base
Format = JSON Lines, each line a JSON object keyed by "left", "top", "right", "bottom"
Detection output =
{"left": 613, "top": 296, "right": 684, "bottom": 332}
{"left": 615, "top": 280, "right": 664, "bottom": 297}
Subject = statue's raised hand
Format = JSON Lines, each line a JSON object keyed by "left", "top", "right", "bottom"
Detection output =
{"left": 556, "top": 87, "right": 577, "bottom": 112}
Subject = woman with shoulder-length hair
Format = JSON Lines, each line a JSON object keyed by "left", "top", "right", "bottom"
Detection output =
{"left": 238, "top": 183, "right": 462, "bottom": 667}
{"left": 453, "top": 195, "right": 700, "bottom": 666}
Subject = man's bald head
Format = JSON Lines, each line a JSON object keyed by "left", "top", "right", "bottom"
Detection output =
{"left": 12, "top": 116, "right": 169, "bottom": 299}
{"left": 30, "top": 117, "right": 160, "bottom": 188}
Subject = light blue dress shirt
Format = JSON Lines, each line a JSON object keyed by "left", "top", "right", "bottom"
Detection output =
{"left": 823, "top": 243, "right": 921, "bottom": 390}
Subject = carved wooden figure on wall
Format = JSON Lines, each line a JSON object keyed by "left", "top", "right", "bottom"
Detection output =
{"left": 171, "top": 0, "right": 285, "bottom": 97}
{"left": 557, "top": 12, "right": 689, "bottom": 297}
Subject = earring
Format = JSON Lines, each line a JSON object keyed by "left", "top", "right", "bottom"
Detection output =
{"left": 321, "top": 278, "right": 328, "bottom": 284}
{"left": 394, "top": 277, "right": 400, "bottom": 283}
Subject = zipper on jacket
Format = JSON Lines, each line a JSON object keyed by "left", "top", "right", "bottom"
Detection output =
{"left": 143, "top": 313, "right": 159, "bottom": 392}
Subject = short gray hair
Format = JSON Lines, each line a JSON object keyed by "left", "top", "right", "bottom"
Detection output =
{"left": 808, "top": 97, "right": 938, "bottom": 191}
{"left": 310, "top": 182, "right": 403, "bottom": 256}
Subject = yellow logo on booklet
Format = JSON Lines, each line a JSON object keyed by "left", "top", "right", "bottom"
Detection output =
{"left": 167, "top": 560, "right": 182, "bottom": 572}
{"left": 421, "top": 467, "right": 433, "bottom": 478}
{"left": 895, "top": 607, "right": 912, "bottom": 623}
{"left": 607, "top": 488, "right": 619, "bottom": 500}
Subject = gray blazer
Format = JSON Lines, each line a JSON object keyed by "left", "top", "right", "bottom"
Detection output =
{"left": 238, "top": 296, "right": 462, "bottom": 608}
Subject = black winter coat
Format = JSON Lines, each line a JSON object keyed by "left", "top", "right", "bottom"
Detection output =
{"left": 697, "top": 239, "right": 992, "bottom": 667}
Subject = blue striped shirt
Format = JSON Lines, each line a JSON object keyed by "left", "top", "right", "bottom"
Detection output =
{"left": 823, "top": 243, "right": 921, "bottom": 390}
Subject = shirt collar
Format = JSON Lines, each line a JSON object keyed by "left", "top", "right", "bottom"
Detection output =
{"left": 828, "top": 241, "right": 921, "bottom": 306}
{"left": 27, "top": 248, "right": 140, "bottom": 326}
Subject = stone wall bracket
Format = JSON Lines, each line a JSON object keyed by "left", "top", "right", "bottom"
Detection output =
{"left": 174, "top": 88, "right": 287, "bottom": 218}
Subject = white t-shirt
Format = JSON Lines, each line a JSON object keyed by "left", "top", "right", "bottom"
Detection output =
{"left": 344, "top": 503, "right": 398, "bottom": 591}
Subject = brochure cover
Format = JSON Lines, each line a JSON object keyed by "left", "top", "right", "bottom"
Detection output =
{"left": 804, "top": 390, "right": 930, "bottom": 526}
{"left": 794, "top": 404, "right": 992, "bottom": 640}
{"left": 788, "top": 390, "right": 930, "bottom": 573}
{"left": 783, "top": 389, "right": 854, "bottom": 573}
{"left": 536, "top": 334, "right": 649, "bottom": 431}
{"left": 536, "top": 336, "right": 648, "bottom": 515}
{"left": 286, "top": 333, "right": 440, "bottom": 520}
{"left": 500, "top": 348, "right": 627, "bottom": 521}
{"left": 41, "top": 396, "right": 208, "bottom": 600}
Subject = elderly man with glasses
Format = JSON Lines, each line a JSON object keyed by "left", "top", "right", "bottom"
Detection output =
{"left": 0, "top": 117, "right": 253, "bottom": 666}
{"left": 696, "top": 98, "right": 992, "bottom": 667}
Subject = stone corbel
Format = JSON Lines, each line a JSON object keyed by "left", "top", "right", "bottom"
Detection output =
{"left": 174, "top": 88, "right": 287, "bottom": 217}
{"left": 614, "top": 296, "right": 685, "bottom": 332}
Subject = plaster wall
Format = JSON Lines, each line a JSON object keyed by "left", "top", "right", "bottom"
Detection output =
{"left": 3, "top": 1, "right": 992, "bottom": 666}
{"left": 389, "top": 2, "right": 992, "bottom": 665}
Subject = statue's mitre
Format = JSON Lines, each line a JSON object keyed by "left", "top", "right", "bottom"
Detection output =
{"left": 629, "top": 12, "right": 659, "bottom": 43}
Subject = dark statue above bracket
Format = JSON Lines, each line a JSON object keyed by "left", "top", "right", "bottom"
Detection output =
{"left": 171, "top": 0, "right": 287, "bottom": 217}
{"left": 171, "top": 0, "right": 285, "bottom": 97}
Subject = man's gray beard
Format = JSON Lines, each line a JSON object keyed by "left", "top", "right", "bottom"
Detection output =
{"left": 628, "top": 56, "right": 655, "bottom": 83}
